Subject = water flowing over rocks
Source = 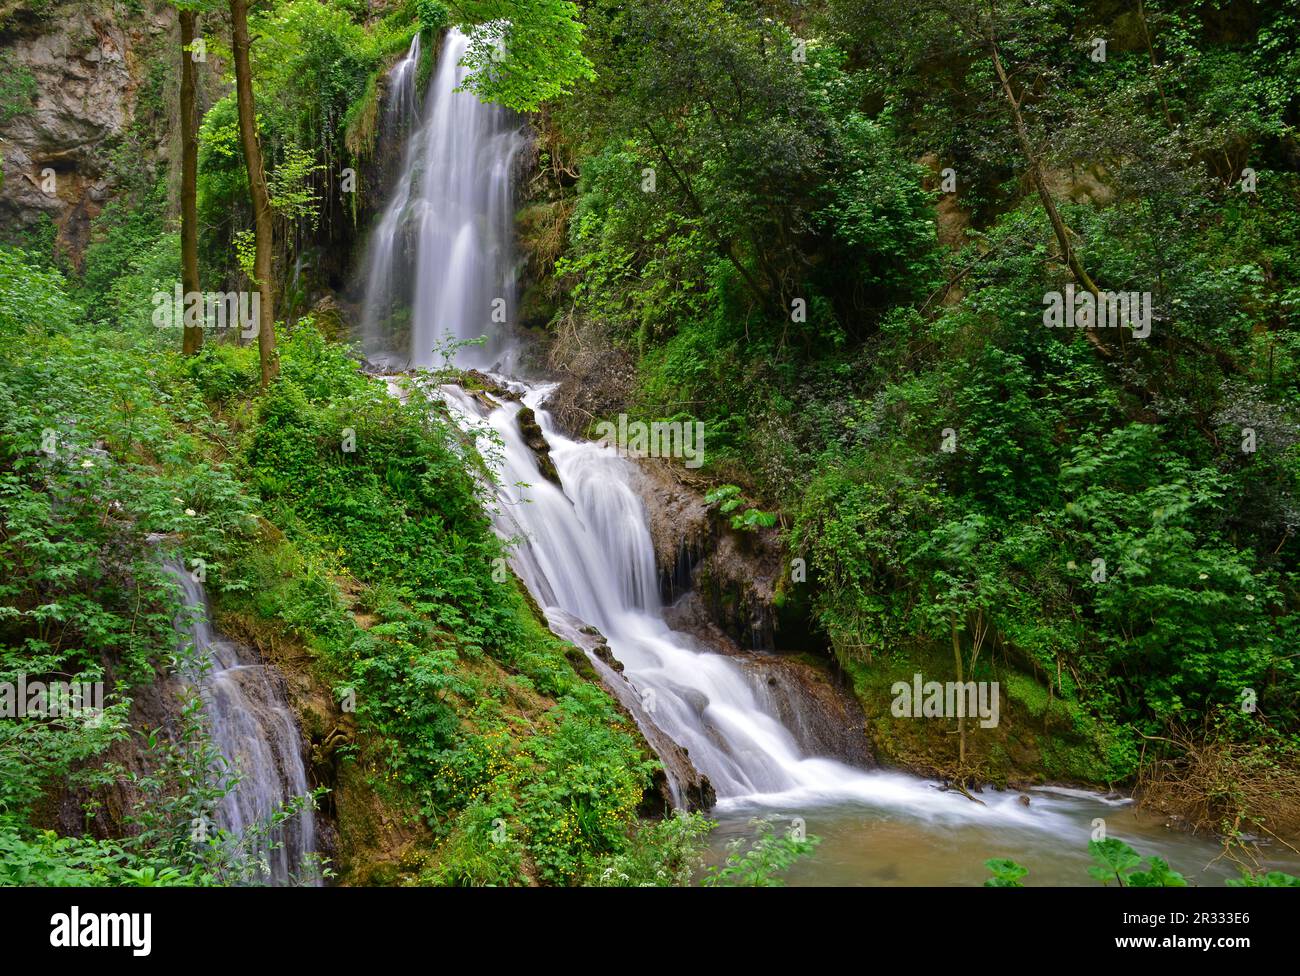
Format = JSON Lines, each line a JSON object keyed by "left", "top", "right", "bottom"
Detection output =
{"left": 356, "top": 29, "right": 886, "bottom": 812}
{"left": 629, "top": 457, "right": 790, "bottom": 651}
{"left": 549, "top": 610, "right": 715, "bottom": 813}
{"left": 165, "top": 560, "right": 320, "bottom": 885}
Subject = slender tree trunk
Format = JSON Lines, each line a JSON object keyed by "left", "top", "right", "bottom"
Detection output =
{"left": 951, "top": 615, "right": 965, "bottom": 767}
{"left": 1136, "top": 0, "right": 1175, "bottom": 130}
{"left": 641, "top": 123, "right": 769, "bottom": 308}
{"left": 229, "top": 0, "right": 278, "bottom": 387}
{"left": 180, "top": 8, "right": 203, "bottom": 355}
{"left": 988, "top": 41, "right": 1113, "bottom": 360}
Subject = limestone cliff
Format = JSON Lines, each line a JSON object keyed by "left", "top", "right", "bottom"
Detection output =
{"left": 0, "top": 1, "right": 183, "bottom": 264}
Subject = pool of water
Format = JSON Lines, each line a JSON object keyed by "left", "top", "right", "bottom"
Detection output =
{"left": 705, "top": 778, "right": 1300, "bottom": 886}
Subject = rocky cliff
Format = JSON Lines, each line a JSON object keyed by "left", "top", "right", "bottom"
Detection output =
{"left": 0, "top": 1, "right": 182, "bottom": 264}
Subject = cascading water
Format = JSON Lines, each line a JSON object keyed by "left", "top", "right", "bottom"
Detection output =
{"left": 357, "top": 24, "right": 1300, "bottom": 883}
{"left": 165, "top": 560, "right": 318, "bottom": 885}
{"left": 359, "top": 28, "right": 526, "bottom": 369}
{"left": 361, "top": 26, "right": 1062, "bottom": 822}
{"left": 438, "top": 384, "right": 1051, "bottom": 817}
{"left": 442, "top": 383, "right": 890, "bottom": 803}
{"left": 385, "top": 33, "right": 421, "bottom": 135}
{"left": 358, "top": 34, "right": 422, "bottom": 357}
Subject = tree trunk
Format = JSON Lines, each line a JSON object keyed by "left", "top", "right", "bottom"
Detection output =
{"left": 180, "top": 8, "right": 203, "bottom": 356}
{"left": 988, "top": 41, "right": 1113, "bottom": 360}
{"left": 641, "top": 122, "right": 769, "bottom": 309}
{"left": 229, "top": 0, "right": 278, "bottom": 387}
{"left": 1136, "top": 0, "right": 1175, "bottom": 130}
{"left": 951, "top": 615, "right": 965, "bottom": 767}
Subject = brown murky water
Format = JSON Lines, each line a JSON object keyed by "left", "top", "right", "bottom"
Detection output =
{"left": 706, "top": 781, "right": 1300, "bottom": 886}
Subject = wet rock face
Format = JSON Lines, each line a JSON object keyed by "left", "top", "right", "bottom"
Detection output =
{"left": 738, "top": 653, "right": 873, "bottom": 769}
{"left": 0, "top": 2, "right": 173, "bottom": 262}
{"left": 57, "top": 666, "right": 187, "bottom": 842}
{"left": 548, "top": 609, "right": 716, "bottom": 814}
{"left": 629, "top": 458, "right": 788, "bottom": 650}
{"left": 517, "top": 405, "right": 561, "bottom": 486}
{"left": 661, "top": 590, "right": 873, "bottom": 769}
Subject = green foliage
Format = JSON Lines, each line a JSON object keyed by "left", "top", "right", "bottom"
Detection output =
{"left": 454, "top": 0, "right": 594, "bottom": 112}
{"left": 591, "top": 812, "right": 714, "bottom": 887}
{"left": 0, "top": 52, "right": 37, "bottom": 126}
{"left": 424, "top": 800, "right": 525, "bottom": 886}
{"left": 517, "top": 707, "right": 654, "bottom": 884}
{"left": 703, "top": 818, "right": 820, "bottom": 887}
{"left": 0, "top": 227, "right": 671, "bottom": 886}
{"left": 536, "top": 0, "right": 1300, "bottom": 802}
{"left": 983, "top": 858, "right": 1028, "bottom": 887}
{"left": 78, "top": 183, "right": 169, "bottom": 321}
{"left": 7, "top": 0, "right": 1300, "bottom": 889}
{"left": 1088, "top": 838, "right": 1187, "bottom": 888}
{"left": 705, "top": 484, "right": 777, "bottom": 531}
{"left": 199, "top": 0, "right": 386, "bottom": 278}
{"left": 0, "top": 826, "right": 139, "bottom": 887}
{"left": 268, "top": 144, "right": 325, "bottom": 226}
{"left": 0, "top": 246, "right": 316, "bottom": 886}
{"left": 983, "top": 840, "right": 1300, "bottom": 888}
{"left": 1226, "top": 869, "right": 1300, "bottom": 888}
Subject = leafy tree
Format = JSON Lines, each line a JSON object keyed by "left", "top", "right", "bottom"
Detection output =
{"left": 228, "top": 0, "right": 279, "bottom": 387}
{"left": 171, "top": 1, "right": 217, "bottom": 355}
{"left": 451, "top": 0, "right": 594, "bottom": 112}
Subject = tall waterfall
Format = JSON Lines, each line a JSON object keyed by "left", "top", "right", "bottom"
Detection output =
{"left": 360, "top": 28, "right": 526, "bottom": 369}
{"left": 166, "top": 561, "right": 318, "bottom": 884}
{"left": 361, "top": 26, "right": 1096, "bottom": 831}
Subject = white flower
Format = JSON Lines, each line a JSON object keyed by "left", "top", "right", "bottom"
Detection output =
{"left": 1198, "top": 573, "right": 1208, "bottom": 580}
{"left": 1245, "top": 595, "right": 1255, "bottom": 602}
{"left": 185, "top": 508, "right": 197, "bottom": 517}
{"left": 81, "top": 459, "right": 95, "bottom": 468}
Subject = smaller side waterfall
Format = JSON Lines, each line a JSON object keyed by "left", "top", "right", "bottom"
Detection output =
{"left": 359, "top": 34, "right": 424, "bottom": 356}
{"left": 384, "top": 33, "right": 421, "bottom": 134}
{"left": 165, "top": 561, "right": 318, "bottom": 885}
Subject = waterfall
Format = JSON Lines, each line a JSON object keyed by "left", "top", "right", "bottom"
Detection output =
{"left": 439, "top": 384, "right": 888, "bottom": 805}
{"left": 360, "top": 25, "right": 1101, "bottom": 831}
{"left": 165, "top": 560, "right": 318, "bottom": 885}
{"left": 385, "top": 33, "right": 420, "bottom": 135}
{"left": 359, "top": 28, "right": 526, "bottom": 369}
{"left": 358, "top": 34, "right": 422, "bottom": 357}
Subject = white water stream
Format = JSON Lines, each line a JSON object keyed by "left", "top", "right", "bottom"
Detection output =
{"left": 166, "top": 561, "right": 318, "bottom": 885}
